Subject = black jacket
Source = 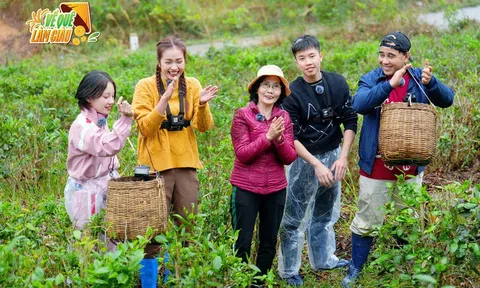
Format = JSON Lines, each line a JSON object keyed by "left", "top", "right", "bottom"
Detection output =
{"left": 283, "top": 71, "right": 358, "bottom": 155}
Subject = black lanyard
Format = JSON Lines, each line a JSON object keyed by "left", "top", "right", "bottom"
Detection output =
{"left": 158, "top": 79, "right": 185, "bottom": 118}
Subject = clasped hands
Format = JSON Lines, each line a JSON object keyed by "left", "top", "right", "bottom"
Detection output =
{"left": 266, "top": 116, "right": 285, "bottom": 142}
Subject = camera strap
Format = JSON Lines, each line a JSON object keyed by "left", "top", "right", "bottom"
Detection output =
{"left": 157, "top": 77, "right": 190, "bottom": 129}
{"left": 308, "top": 76, "right": 332, "bottom": 113}
{"left": 165, "top": 94, "right": 184, "bottom": 118}
{"left": 321, "top": 75, "right": 333, "bottom": 108}
{"left": 308, "top": 74, "right": 335, "bottom": 123}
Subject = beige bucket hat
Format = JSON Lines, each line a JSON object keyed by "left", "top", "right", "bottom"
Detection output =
{"left": 248, "top": 65, "right": 291, "bottom": 96}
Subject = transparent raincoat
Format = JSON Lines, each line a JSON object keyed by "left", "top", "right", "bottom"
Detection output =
{"left": 278, "top": 147, "right": 342, "bottom": 277}
{"left": 64, "top": 171, "right": 119, "bottom": 229}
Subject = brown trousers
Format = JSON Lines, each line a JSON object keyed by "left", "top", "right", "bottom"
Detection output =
{"left": 144, "top": 168, "right": 199, "bottom": 258}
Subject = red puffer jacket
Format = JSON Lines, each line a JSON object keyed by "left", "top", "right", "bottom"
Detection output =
{"left": 230, "top": 101, "right": 297, "bottom": 194}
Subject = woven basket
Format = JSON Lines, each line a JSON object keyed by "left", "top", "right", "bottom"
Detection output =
{"left": 379, "top": 102, "right": 437, "bottom": 166}
{"left": 106, "top": 175, "right": 167, "bottom": 240}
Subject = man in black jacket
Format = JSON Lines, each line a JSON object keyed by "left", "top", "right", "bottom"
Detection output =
{"left": 278, "top": 35, "right": 358, "bottom": 286}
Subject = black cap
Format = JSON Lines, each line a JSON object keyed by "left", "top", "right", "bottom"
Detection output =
{"left": 380, "top": 31, "right": 411, "bottom": 53}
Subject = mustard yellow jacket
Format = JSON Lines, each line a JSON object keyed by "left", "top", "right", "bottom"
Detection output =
{"left": 132, "top": 75, "right": 213, "bottom": 171}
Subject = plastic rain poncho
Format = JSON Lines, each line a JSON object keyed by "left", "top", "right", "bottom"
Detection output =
{"left": 64, "top": 171, "right": 119, "bottom": 229}
{"left": 278, "top": 147, "right": 342, "bottom": 277}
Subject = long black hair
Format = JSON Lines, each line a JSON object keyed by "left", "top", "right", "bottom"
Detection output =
{"left": 75, "top": 70, "right": 116, "bottom": 109}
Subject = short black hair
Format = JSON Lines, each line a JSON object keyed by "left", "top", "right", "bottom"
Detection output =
{"left": 75, "top": 70, "right": 116, "bottom": 109}
{"left": 249, "top": 76, "right": 287, "bottom": 106}
{"left": 291, "top": 35, "right": 321, "bottom": 56}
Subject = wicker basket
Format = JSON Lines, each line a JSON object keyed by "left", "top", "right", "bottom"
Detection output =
{"left": 106, "top": 175, "right": 167, "bottom": 240}
{"left": 379, "top": 102, "right": 437, "bottom": 166}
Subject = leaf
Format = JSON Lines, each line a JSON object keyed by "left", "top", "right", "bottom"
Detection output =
{"left": 26, "top": 223, "right": 36, "bottom": 230}
{"left": 212, "top": 255, "right": 222, "bottom": 271}
{"left": 117, "top": 273, "right": 128, "bottom": 284}
{"left": 406, "top": 254, "right": 415, "bottom": 260}
{"left": 450, "top": 242, "right": 458, "bottom": 253}
{"left": 94, "top": 267, "right": 109, "bottom": 274}
{"left": 31, "top": 267, "right": 45, "bottom": 281}
{"left": 469, "top": 243, "right": 480, "bottom": 256}
{"left": 154, "top": 235, "right": 168, "bottom": 243}
{"left": 464, "top": 203, "right": 477, "bottom": 210}
{"left": 109, "top": 272, "right": 118, "bottom": 279}
{"left": 248, "top": 263, "right": 260, "bottom": 272}
{"left": 413, "top": 274, "right": 437, "bottom": 284}
{"left": 54, "top": 273, "right": 65, "bottom": 285}
{"left": 73, "top": 230, "right": 81, "bottom": 240}
{"left": 109, "top": 250, "right": 122, "bottom": 260}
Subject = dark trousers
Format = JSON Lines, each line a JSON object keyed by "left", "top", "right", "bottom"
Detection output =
{"left": 230, "top": 186, "right": 286, "bottom": 275}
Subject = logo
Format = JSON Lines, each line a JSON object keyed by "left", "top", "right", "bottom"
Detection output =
{"left": 26, "top": 2, "right": 100, "bottom": 45}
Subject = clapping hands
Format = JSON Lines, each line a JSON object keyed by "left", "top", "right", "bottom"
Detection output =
{"left": 266, "top": 116, "right": 285, "bottom": 142}
{"left": 116, "top": 96, "right": 133, "bottom": 117}
{"left": 200, "top": 85, "right": 218, "bottom": 105}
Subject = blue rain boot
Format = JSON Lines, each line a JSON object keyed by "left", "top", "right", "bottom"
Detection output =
{"left": 140, "top": 258, "right": 158, "bottom": 288}
{"left": 341, "top": 233, "right": 374, "bottom": 288}
{"left": 163, "top": 251, "right": 170, "bottom": 284}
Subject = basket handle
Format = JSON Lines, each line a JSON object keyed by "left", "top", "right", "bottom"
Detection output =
{"left": 407, "top": 68, "right": 436, "bottom": 108}
{"left": 132, "top": 119, "right": 161, "bottom": 174}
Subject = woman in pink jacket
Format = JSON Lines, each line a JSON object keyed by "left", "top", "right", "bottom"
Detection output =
{"left": 64, "top": 70, "right": 133, "bottom": 230}
{"left": 230, "top": 65, "right": 297, "bottom": 279}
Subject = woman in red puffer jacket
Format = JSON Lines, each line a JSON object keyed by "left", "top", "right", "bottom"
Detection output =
{"left": 230, "top": 65, "right": 297, "bottom": 280}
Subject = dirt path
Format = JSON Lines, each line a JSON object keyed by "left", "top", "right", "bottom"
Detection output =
{"left": 188, "top": 26, "right": 322, "bottom": 56}
{"left": 0, "top": 17, "right": 40, "bottom": 65}
{"left": 2, "top": 5, "right": 480, "bottom": 61}
{"left": 0, "top": 19, "right": 20, "bottom": 48}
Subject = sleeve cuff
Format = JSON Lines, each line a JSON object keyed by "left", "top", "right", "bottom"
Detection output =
{"left": 273, "top": 137, "right": 285, "bottom": 145}
{"left": 344, "top": 127, "right": 357, "bottom": 134}
{"left": 425, "top": 77, "right": 437, "bottom": 91}
{"left": 119, "top": 114, "right": 133, "bottom": 124}
{"left": 381, "top": 81, "right": 394, "bottom": 95}
{"left": 152, "top": 108, "right": 167, "bottom": 123}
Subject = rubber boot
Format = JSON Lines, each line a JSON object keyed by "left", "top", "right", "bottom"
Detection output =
{"left": 140, "top": 258, "right": 158, "bottom": 288}
{"left": 163, "top": 251, "right": 170, "bottom": 284}
{"left": 341, "top": 233, "right": 374, "bottom": 288}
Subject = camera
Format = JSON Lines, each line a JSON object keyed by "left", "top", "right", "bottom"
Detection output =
{"left": 161, "top": 115, "right": 187, "bottom": 131}
{"left": 134, "top": 164, "right": 150, "bottom": 180}
{"left": 311, "top": 107, "right": 335, "bottom": 123}
{"left": 320, "top": 107, "right": 335, "bottom": 120}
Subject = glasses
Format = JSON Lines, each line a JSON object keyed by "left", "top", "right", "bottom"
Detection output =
{"left": 260, "top": 81, "right": 282, "bottom": 91}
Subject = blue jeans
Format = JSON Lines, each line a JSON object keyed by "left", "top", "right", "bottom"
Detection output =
{"left": 278, "top": 147, "right": 342, "bottom": 278}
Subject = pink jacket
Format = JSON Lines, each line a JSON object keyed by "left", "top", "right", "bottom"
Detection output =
{"left": 67, "top": 108, "right": 132, "bottom": 180}
{"left": 230, "top": 101, "right": 297, "bottom": 194}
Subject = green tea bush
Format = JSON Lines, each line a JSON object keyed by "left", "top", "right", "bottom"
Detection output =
{"left": 365, "top": 179, "right": 480, "bottom": 287}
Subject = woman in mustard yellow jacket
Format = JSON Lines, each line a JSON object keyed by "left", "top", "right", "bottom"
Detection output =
{"left": 132, "top": 36, "right": 218, "bottom": 287}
